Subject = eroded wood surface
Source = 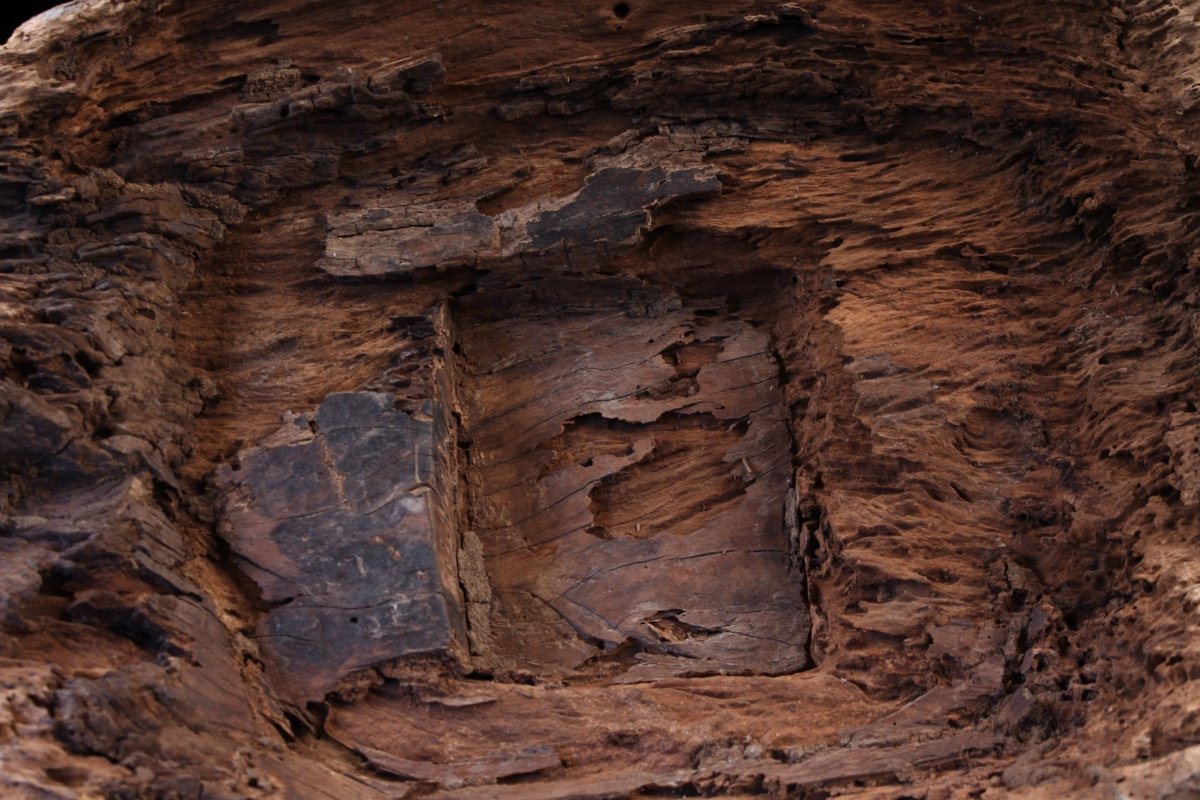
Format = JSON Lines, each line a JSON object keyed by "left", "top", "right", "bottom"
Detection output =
{"left": 218, "top": 391, "right": 466, "bottom": 702}
{"left": 453, "top": 277, "right": 809, "bottom": 679}
{"left": 2, "top": 1, "right": 1200, "bottom": 798}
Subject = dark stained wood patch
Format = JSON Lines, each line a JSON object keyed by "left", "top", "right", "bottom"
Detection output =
{"left": 218, "top": 391, "right": 466, "bottom": 701}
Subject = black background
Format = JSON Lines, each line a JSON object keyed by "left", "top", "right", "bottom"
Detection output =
{"left": 3, "top": 1, "right": 73, "bottom": 44}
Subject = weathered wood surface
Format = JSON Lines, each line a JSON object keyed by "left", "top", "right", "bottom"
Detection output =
{"left": 218, "top": 391, "right": 466, "bottom": 701}
{"left": 453, "top": 277, "right": 809, "bottom": 679}
{"left": 1, "top": 0, "right": 1200, "bottom": 797}
{"left": 325, "top": 670, "right": 882, "bottom": 794}
{"left": 317, "top": 138, "right": 721, "bottom": 278}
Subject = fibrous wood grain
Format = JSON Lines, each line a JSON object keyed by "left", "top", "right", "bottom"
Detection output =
{"left": 1, "top": 1, "right": 1200, "bottom": 798}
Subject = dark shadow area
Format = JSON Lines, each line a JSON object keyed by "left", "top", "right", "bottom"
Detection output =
{"left": 2, "top": 0, "right": 62, "bottom": 42}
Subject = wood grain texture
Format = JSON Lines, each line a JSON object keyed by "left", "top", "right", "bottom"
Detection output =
{"left": 218, "top": 391, "right": 467, "bottom": 702}
{"left": 452, "top": 277, "right": 810, "bottom": 680}
{"left": 1, "top": 0, "right": 1199, "bottom": 797}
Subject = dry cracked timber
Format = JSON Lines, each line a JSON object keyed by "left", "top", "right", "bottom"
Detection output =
{"left": 1, "top": 0, "right": 1200, "bottom": 797}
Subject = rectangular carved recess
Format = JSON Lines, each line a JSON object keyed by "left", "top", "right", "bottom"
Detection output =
{"left": 218, "top": 277, "right": 810, "bottom": 699}
{"left": 450, "top": 276, "right": 811, "bottom": 682}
